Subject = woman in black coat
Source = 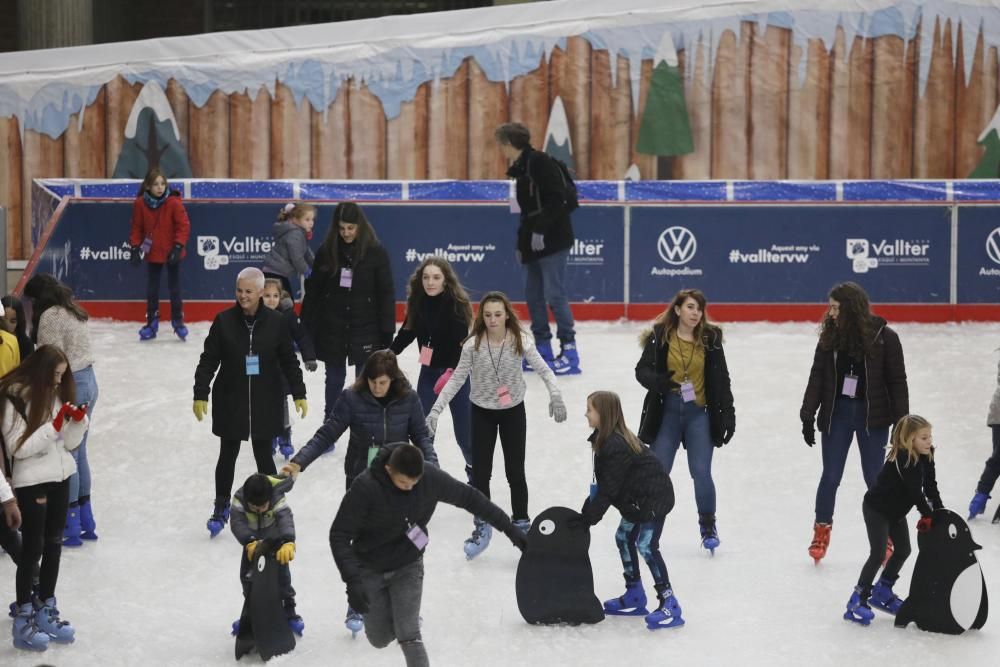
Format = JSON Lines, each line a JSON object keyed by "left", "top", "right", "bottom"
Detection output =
{"left": 301, "top": 202, "right": 395, "bottom": 421}
{"left": 635, "top": 288, "right": 734, "bottom": 554}
{"left": 579, "top": 391, "right": 681, "bottom": 630}
{"left": 284, "top": 350, "right": 437, "bottom": 488}
{"left": 193, "top": 267, "right": 307, "bottom": 537}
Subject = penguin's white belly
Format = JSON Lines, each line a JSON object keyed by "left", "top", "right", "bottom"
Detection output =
{"left": 950, "top": 562, "right": 984, "bottom": 630}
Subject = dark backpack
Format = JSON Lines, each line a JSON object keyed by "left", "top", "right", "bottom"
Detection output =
{"left": 528, "top": 152, "right": 580, "bottom": 214}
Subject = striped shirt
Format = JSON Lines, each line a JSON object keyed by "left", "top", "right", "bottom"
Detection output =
{"left": 430, "top": 332, "right": 560, "bottom": 415}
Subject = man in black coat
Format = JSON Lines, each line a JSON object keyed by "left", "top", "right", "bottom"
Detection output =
{"left": 330, "top": 443, "right": 527, "bottom": 666}
{"left": 496, "top": 122, "right": 580, "bottom": 375}
{"left": 194, "top": 267, "right": 307, "bottom": 537}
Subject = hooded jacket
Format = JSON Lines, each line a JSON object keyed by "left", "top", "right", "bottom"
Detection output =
{"left": 230, "top": 474, "right": 296, "bottom": 546}
{"left": 1, "top": 393, "right": 88, "bottom": 489}
{"left": 800, "top": 316, "right": 908, "bottom": 432}
{"left": 329, "top": 443, "right": 517, "bottom": 580}
{"left": 263, "top": 221, "right": 315, "bottom": 280}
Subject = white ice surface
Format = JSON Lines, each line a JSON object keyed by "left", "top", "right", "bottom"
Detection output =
{"left": 1, "top": 320, "right": 997, "bottom": 666}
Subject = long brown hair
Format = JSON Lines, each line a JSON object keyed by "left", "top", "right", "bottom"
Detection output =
{"left": 351, "top": 350, "right": 411, "bottom": 401}
{"left": 588, "top": 391, "right": 644, "bottom": 454}
{"left": 137, "top": 167, "right": 168, "bottom": 196}
{"left": 403, "top": 257, "right": 473, "bottom": 330}
{"left": 467, "top": 291, "right": 525, "bottom": 356}
{"left": 23, "top": 273, "right": 89, "bottom": 343}
{"left": 0, "top": 345, "right": 76, "bottom": 451}
{"left": 888, "top": 414, "right": 933, "bottom": 466}
{"left": 651, "top": 288, "right": 719, "bottom": 348}
{"left": 819, "top": 281, "right": 874, "bottom": 358}
{"left": 318, "top": 202, "right": 378, "bottom": 273}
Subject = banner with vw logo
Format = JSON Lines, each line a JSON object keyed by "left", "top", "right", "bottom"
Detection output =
{"left": 956, "top": 207, "right": 1000, "bottom": 302}
{"left": 629, "top": 206, "right": 951, "bottom": 303}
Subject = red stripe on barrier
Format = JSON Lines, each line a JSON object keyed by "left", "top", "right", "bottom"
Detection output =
{"left": 14, "top": 196, "right": 70, "bottom": 296}
{"left": 75, "top": 301, "right": 1000, "bottom": 323}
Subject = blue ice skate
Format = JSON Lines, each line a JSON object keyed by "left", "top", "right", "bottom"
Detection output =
{"left": 206, "top": 498, "right": 231, "bottom": 538}
{"left": 843, "top": 587, "right": 875, "bottom": 626}
{"left": 33, "top": 597, "right": 74, "bottom": 643}
{"left": 551, "top": 342, "right": 581, "bottom": 375}
{"left": 12, "top": 603, "right": 49, "bottom": 652}
{"left": 139, "top": 315, "right": 159, "bottom": 341}
{"left": 172, "top": 319, "right": 188, "bottom": 341}
{"left": 699, "top": 514, "right": 720, "bottom": 555}
{"left": 969, "top": 492, "right": 989, "bottom": 520}
{"left": 463, "top": 518, "right": 492, "bottom": 560}
{"left": 645, "top": 590, "right": 684, "bottom": 630}
{"left": 603, "top": 579, "right": 649, "bottom": 616}
{"left": 345, "top": 606, "right": 364, "bottom": 638}
{"left": 870, "top": 577, "right": 904, "bottom": 615}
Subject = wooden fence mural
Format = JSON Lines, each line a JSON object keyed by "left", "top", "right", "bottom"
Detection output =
{"left": 3, "top": 16, "right": 1000, "bottom": 259}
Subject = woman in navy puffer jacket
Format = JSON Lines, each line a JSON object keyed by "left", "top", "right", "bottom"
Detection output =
{"left": 284, "top": 350, "right": 437, "bottom": 487}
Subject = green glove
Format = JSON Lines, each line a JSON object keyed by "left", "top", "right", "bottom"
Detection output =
{"left": 294, "top": 399, "right": 308, "bottom": 419}
{"left": 193, "top": 400, "right": 209, "bottom": 421}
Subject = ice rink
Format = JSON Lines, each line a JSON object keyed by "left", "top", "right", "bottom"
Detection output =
{"left": 1, "top": 319, "right": 997, "bottom": 666}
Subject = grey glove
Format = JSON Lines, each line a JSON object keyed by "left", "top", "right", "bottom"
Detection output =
{"left": 531, "top": 233, "right": 545, "bottom": 252}
{"left": 426, "top": 412, "right": 439, "bottom": 437}
{"left": 549, "top": 394, "right": 567, "bottom": 423}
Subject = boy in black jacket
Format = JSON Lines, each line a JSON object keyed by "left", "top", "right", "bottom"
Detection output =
{"left": 330, "top": 443, "right": 527, "bottom": 666}
{"left": 845, "top": 415, "right": 942, "bottom": 626}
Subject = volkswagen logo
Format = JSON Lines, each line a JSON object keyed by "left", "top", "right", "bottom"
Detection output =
{"left": 987, "top": 227, "right": 1000, "bottom": 265}
{"left": 657, "top": 226, "right": 697, "bottom": 265}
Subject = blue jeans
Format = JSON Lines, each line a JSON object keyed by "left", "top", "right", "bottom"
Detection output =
{"left": 68, "top": 365, "right": 99, "bottom": 504}
{"left": 616, "top": 516, "right": 670, "bottom": 590}
{"left": 324, "top": 361, "right": 363, "bottom": 421}
{"left": 814, "top": 397, "right": 888, "bottom": 524}
{"left": 523, "top": 249, "right": 575, "bottom": 343}
{"left": 651, "top": 393, "right": 715, "bottom": 514}
{"left": 416, "top": 366, "right": 472, "bottom": 467}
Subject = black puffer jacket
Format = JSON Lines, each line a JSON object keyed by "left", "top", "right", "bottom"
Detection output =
{"left": 277, "top": 295, "right": 316, "bottom": 364}
{"left": 291, "top": 383, "right": 437, "bottom": 482}
{"left": 330, "top": 443, "right": 517, "bottom": 579}
{"left": 864, "top": 454, "right": 943, "bottom": 521}
{"left": 508, "top": 147, "right": 574, "bottom": 263}
{"left": 581, "top": 431, "right": 674, "bottom": 524}
{"left": 301, "top": 242, "right": 395, "bottom": 365}
{"left": 193, "top": 302, "right": 306, "bottom": 441}
{"left": 390, "top": 292, "right": 469, "bottom": 369}
{"left": 800, "top": 316, "right": 908, "bottom": 432}
{"left": 635, "top": 325, "right": 735, "bottom": 446}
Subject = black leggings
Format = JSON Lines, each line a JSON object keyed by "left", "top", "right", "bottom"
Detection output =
{"left": 146, "top": 262, "right": 183, "bottom": 321}
{"left": 857, "top": 500, "right": 912, "bottom": 593}
{"left": 0, "top": 517, "right": 21, "bottom": 565}
{"left": 215, "top": 438, "right": 277, "bottom": 500}
{"left": 976, "top": 425, "right": 1000, "bottom": 495}
{"left": 471, "top": 402, "right": 528, "bottom": 521}
{"left": 16, "top": 480, "right": 69, "bottom": 604}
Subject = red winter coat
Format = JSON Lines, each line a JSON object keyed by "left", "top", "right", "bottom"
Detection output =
{"left": 128, "top": 191, "right": 191, "bottom": 264}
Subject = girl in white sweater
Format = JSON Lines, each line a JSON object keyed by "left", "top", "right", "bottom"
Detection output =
{"left": 428, "top": 291, "right": 566, "bottom": 559}
{"left": 1, "top": 345, "right": 89, "bottom": 651}
{"left": 24, "top": 273, "right": 99, "bottom": 547}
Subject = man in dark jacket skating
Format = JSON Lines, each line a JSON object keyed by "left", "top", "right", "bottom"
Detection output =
{"left": 495, "top": 122, "right": 580, "bottom": 375}
{"left": 330, "top": 443, "right": 527, "bottom": 666}
{"left": 193, "top": 267, "right": 307, "bottom": 537}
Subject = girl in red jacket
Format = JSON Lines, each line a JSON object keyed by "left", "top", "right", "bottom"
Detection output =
{"left": 128, "top": 168, "right": 191, "bottom": 341}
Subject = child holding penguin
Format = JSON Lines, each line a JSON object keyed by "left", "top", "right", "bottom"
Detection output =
{"left": 576, "top": 391, "right": 682, "bottom": 630}
{"left": 844, "top": 414, "right": 943, "bottom": 626}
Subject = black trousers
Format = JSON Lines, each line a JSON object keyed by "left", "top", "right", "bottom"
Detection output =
{"left": 471, "top": 402, "right": 528, "bottom": 521}
{"left": 15, "top": 479, "right": 69, "bottom": 604}
{"left": 0, "top": 513, "right": 21, "bottom": 565}
{"left": 976, "top": 425, "right": 1000, "bottom": 495}
{"left": 215, "top": 438, "right": 277, "bottom": 500}
{"left": 146, "top": 261, "right": 183, "bottom": 322}
{"left": 857, "top": 500, "right": 911, "bottom": 593}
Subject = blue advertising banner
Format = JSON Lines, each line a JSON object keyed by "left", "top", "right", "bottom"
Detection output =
{"left": 36, "top": 201, "right": 626, "bottom": 304}
{"left": 956, "top": 206, "right": 1000, "bottom": 304}
{"left": 628, "top": 206, "right": 952, "bottom": 304}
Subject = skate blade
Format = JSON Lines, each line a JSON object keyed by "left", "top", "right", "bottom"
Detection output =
{"left": 603, "top": 608, "right": 649, "bottom": 617}
{"left": 13, "top": 638, "right": 49, "bottom": 652}
{"left": 646, "top": 618, "right": 685, "bottom": 630}
{"left": 871, "top": 603, "right": 900, "bottom": 616}
{"left": 843, "top": 612, "right": 872, "bottom": 626}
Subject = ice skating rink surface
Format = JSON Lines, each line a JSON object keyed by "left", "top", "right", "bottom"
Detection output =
{"left": 2, "top": 320, "right": 996, "bottom": 666}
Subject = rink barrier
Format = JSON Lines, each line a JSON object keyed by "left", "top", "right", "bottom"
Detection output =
{"left": 19, "top": 178, "right": 1000, "bottom": 323}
